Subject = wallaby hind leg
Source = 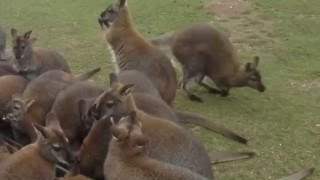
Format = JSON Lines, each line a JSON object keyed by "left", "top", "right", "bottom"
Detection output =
{"left": 181, "top": 67, "right": 203, "bottom": 102}
{"left": 195, "top": 75, "right": 221, "bottom": 94}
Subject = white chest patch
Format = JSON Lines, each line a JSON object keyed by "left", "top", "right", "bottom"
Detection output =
{"left": 108, "top": 45, "right": 119, "bottom": 73}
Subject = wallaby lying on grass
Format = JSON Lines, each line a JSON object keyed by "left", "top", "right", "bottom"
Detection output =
{"left": 67, "top": 114, "right": 113, "bottom": 180}
{"left": 92, "top": 73, "right": 248, "bottom": 144}
{"left": 10, "top": 28, "right": 70, "bottom": 80}
{"left": 151, "top": 23, "right": 266, "bottom": 102}
{"left": 105, "top": 111, "right": 209, "bottom": 180}
{"left": 0, "top": 25, "right": 6, "bottom": 60}
{"left": 0, "top": 123, "right": 74, "bottom": 180}
{"left": 0, "top": 62, "right": 19, "bottom": 76}
{"left": 49, "top": 81, "right": 103, "bottom": 151}
{"left": 2, "top": 68, "right": 100, "bottom": 144}
{"left": 98, "top": 0, "right": 177, "bottom": 106}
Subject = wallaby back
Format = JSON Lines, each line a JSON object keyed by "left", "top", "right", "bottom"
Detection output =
{"left": 10, "top": 28, "right": 70, "bottom": 80}
{"left": 99, "top": 0, "right": 177, "bottom": 105}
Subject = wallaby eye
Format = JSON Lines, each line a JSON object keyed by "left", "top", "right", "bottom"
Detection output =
{"left": 106, "top": 100, "right": 114, "bottom": 108}
{"left": 13, "top": 105, "right": 20, "bottom": 110}
{"left": 249, "top": 76, "right": 257, "bottom": 81}
{"left": 52, "top": 144, "right": 62, "bottom": 151}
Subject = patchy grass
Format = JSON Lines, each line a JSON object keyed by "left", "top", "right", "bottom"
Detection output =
{"left": 0, "top": 0, "right": 319, "bottom": 179}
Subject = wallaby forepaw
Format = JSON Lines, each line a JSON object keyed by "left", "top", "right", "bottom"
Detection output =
{"left": 189, "top": 95, "right": 203, "bottom": 102}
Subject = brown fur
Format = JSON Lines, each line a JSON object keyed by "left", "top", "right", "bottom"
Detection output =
{"left": 56, "top": 175, "right": 92, "bottom": 180}
{"left": 0, "top": 123, "right": 72, "bottom": 180}
{"left": 0, "top": 62, "right": 18, "bottom": 77}
{"left": 0, "top": 136, "right": 17, "bottom": 162}
{"left": 49, "top": 81, "right": 103, "bottom": 151}
{"left": 10, "top": 28, "right": 70, "bottom": 80}
{"left": 105, "top": 112, "right": 208, "bottom": 180}
{"left": 151, "top": 23, "right": 265, "bottom": 102}
{"left": 2, "top": 69, "right": 100, "bottom": 145}
{"left": 99, "top": 0, "right": 177, "bottom": 105}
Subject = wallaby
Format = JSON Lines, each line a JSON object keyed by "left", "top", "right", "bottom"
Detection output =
{"left": 0, "top": 25, "right": 6, "bottom": 60}
{"left": 49, "top": 81, "right": 104, "bottom": 151}
{"left": 151, "top": 23, "right": 266, "bottom": 102}
{"left": 2, "top": 68, "right": 100, "bottom": 144}
{"left": 91, "top": 73, "right": 248, "bottom": 144}
{"left": 67, "top": 114, "right": 113, "bottom": 180}
{"left": 0, "top": 62, "right": 19, "bottom": 76}
{"left": 10, "top": 28, "right": 70, "bottom": 80}
{"left": 98, "top": 0, "right": 177, "bottom": 106}
{"left": 0, "top": 123, "right": 74, "bottom": 180}
{"left": 278, "top": 167, "right": 315, "bottom": 180}
{"left": 105, "top": 111, "right": 209, "bottom": 180}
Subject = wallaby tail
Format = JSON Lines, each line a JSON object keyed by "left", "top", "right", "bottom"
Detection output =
{"left": 209, "top": 151, "right": 257, "bottom": 164}
{"left": 76, "top": 67, "right": 101, "bottom": 81}
{"left": 278, "top": 167, "right": 315, "bottom": 180}
{"left": 175, "top": 111, "right": 248, "bottom": 144}
{"left": 150, "top": 33, "right": 173, "bottom": 46}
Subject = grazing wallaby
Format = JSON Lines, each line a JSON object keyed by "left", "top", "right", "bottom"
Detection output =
{"left": 105, "top": 112, "right": 208, "bottom": 180}
{"left": 2, "top": 68, "right": 100, "bottom": 144}
{"left": 0, "top": 25, "right": 6, "bottom": 60}
{"left": 49, "top": 81, "right": 103, "bottom": 151}
{"left": 151, "top": 23, "right": 266, "bottom": 102}
{"left": 0, "top": 61, "right": 19, "bottom": 76}
{"left": 98, "top": 0, "right": 177, "bottom": 105}
{"left": 91, "top": 73, "right": 248, "bottom": 144}
{"left": 10, "top": 28, "right": 70, "bottom": 80}
{"left": 0, "top": 123, "right": 74, "bottom": 180}
{"left": 68, "top": 114, "right": 113, "bottom": 180}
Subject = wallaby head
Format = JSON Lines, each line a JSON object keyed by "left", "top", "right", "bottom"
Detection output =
{"left": 111, "top": 111, "right": 149, "bottom": 157}
{"left": 32, "top": 122, "right": 75, "bottom": 165}
{"left": 10, "top": 28, "right": 37, "bottom": 64}
{"left": 2, "top": 94, "right": 35, "bottom": 123}
{"left": 89, "top": 73, "right": 134, "bottom": 121}
{"left": 239, "top": 56, "right": 265, "bottom": 92}
{"left": 98, "top": 0, "right": 129, "bottom": 31}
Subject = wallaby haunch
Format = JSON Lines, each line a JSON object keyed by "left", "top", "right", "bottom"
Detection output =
{"left": 151, "top": 23, "right": 266, "bottom": 102}
{"left": 98, "top": 0, "right": 177, "bottom": 105}
{"left": 0, "top": 123, "right": 74, "bottom": 180}
{"left": 105, "top": 112, "right": 208, "bottom": 180}
{"left": 10, "top": 28, "right": 70, "bottom": 80}
{"left": 2, "top": 68, "right": 100, "bottom": 144}
{"left": 0, "top": 25, "right": 6, "bottom": 60}
{"left": 91, "top": 73, "right": 248, "bottom": 144}
{"left": 49, "top": 81, "right": 103, "bottom": 151}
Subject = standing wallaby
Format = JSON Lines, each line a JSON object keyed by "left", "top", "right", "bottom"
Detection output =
{"left": 10, "top": 28, "right": 70, "bottom": 80}
{"left": 2, "top": 68, "right": 100, "bottom": 145}
{"left": 0, "top": 123, "right": 74, "bottom": 180}
{"left": 105, "top": 111, "right": 208, "bottom": 180}
{"left": 67, "top": 114, "right": 113, "bottom": 180}
{"left": 98, "top": 0, "right": 177, "bottom": 106}
{"left": 0, "top": 25, "right": 6, "bottom": 60}
{"left": 151, "top": 23, "right": 266, "bottom": 102}
{"left": 49, "top": 81, "right": 103, "bottom": 151}
{"left": 91, "top": 73, "right": 248, "bottom": 144}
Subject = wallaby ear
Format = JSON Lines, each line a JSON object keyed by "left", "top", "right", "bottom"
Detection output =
{"left": 111, "top": 125, "right": 128, "bottom": 142}
{"left": 11, "top": 28, "right": 17, "bottom": 38}
{"left": 29, "top": 36, "right": 38, "bottom": 44}
{"left": 109, "top": 72, "right": 119, "bottom": 85}
{"left": 251, "top": 56, "right": 259, "bottom": 69}
{"left": 118, "top": 0, "right": 126, "bottom": 8}
{"left": 4, "top": 142, "right": 19, "bottom": 154}
{"left": 25, "top": 99, "right": 35, "bottom": 110}
{"left": 32, "top": 123, "right": 49, "bottom": 141}
{"left": 119, "top": 84, "right": 135, "bottom": 96}
{"left": 245, "top": 62, "right": 252, "bottom": 72}
{"left": 24, "top": 31, "right": 32, "bottom": 39}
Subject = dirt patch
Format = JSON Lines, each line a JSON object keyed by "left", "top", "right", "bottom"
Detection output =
{"left": 203, "top": 0, "right": 277, "bottom": 52}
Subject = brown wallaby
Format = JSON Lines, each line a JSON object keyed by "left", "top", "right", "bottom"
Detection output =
{"left": 49, "top": 81, "right": 104, "bottom": 151}
{"left": 0, "top": 123, "right": 74, "bottom": 180}
{"left": 151, "top": 23, "right": 266, "bottom": 102}
{"left": 105, "top": 111, "right": 209, "bottom": 180}
{"left": 67, "top": 114, "right": 113, "bottom": 180}
{"left": 0, "top": 25, "right": 5, "bottom": 60}
{"left": 2, "top": 68, "right": 100, "bottom": 145}
{"left": 98, "top": 0, "right": 177, "bottom": 106}
{"left": 91, "top": 73, "right": 248, "bottom": 144}
{"left": 278, "top": 167, "right": 315, "bottom": 180}
{"left": 10, "top": 28, "right": 70, "bottom": 80}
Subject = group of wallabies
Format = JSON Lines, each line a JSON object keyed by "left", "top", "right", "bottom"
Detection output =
{"left": 0, "top": 0, "right": 315, "bottom": 179}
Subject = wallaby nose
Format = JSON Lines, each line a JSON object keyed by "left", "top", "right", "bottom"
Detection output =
{"left": 258, "top": 85, "right": 266, "bottom": 92}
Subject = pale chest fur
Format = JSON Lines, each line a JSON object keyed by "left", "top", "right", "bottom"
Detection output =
{"left": 107, "top": 45, "right": 119, "bottom": 73}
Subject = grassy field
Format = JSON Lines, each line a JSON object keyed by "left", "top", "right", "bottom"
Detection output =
{"left": 0, "top": 0, "right": 319, "bottom": 179}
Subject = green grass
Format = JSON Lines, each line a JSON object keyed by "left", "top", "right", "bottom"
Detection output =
{"left": 0, "top": 0, "right": 319, "bottom": 179}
